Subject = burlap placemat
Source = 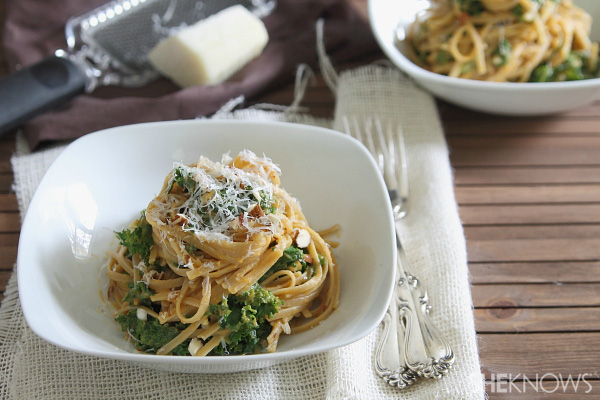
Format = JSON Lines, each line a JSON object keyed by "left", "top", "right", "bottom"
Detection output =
{"left": 1, "top": 64, "right": 484, "bottom": 399}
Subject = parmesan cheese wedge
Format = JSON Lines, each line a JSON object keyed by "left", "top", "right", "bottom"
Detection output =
{"left": 147, "top": 5, "right": 269, "bottom": 87}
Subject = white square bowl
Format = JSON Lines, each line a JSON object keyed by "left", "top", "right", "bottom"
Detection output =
{"left": 17, "top": 120, "right": 396, "bottom": 373}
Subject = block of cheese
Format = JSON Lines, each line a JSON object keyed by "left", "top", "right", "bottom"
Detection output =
{"left": 147, "top": 5, "right": 269, "bottom": 87}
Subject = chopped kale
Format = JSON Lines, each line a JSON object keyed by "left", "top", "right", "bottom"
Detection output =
{"left": 560, "top": 54, "right": 585, "bottom": 81}
{"left": 456, "top": 0, "right": 484, "bottom": 16}
{"left": 530, "top": 52, "right": 599, "bottom": 83}
{"left": 460, "top": 61, "right": 476, "bottom": 74}
{"left": 185, "top": 244, "right": 198, "bottom": 254}
{"left": 123, "top": 282, "right": 154, "bottom": 308}
{"left": 513, "top": 1, "right": 558, "bottom": 20}
{"left": 418, "top": 50, "right": 432, "bottom": 64}
{"left": 492, "top": 39, "right": 511, "bottom": 67}
{"left": 168, "top": 166, "right": 197, "bottom": 193}
{"left": 512, "top": 4, "right": 524, "bottom": 18}
{"left": 259, "top": 245, "right": 306, "bottom": 282}
{"left": 208, "top": 284, "right": 282, "bottom": 355}
{"left": 115, "top": 212, "right": 154, "bottom": 263}
{"left": 253, "top": 187, "right": 277, "bottom": 214}
{"left": 115, "top": 310, "right": 189, "bottom": 355}
{"left": 530, "top": 63, "right": 554, "bottom": 82}
{"left": 436, "top": 50, "right": 453, "bottom": 66}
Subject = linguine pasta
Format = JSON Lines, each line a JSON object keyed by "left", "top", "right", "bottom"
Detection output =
{"left": 106, "top": 150, "right": 340, "bottom": 356}
{"left": 407, "top": 0, "right": 600, "bottom": 82}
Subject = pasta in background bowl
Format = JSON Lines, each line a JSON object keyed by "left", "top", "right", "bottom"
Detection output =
{"left": 17, "top": 120, "right": 396, "bottom": 373}
{"left": 369, "top": 0, "right": 600, "bottom": 115}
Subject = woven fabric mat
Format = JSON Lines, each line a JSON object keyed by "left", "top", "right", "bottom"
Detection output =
{"left": 1, "top": 65, "right": 484, "bottom": 399}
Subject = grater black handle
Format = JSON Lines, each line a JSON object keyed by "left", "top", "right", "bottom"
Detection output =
{"left": 0, "top": 55, "right": 86, "bottom": 136}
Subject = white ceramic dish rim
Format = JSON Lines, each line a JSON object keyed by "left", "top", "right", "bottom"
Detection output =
{"left": 368, "top": 0, "right": 600, "bottom": 91}
{"left": 17, "top": 119, "right": 397, "bottom": 369}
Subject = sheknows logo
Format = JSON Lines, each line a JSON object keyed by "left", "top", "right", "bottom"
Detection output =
{"left": 485, "top": 373, "right": 594, "bottom": 394}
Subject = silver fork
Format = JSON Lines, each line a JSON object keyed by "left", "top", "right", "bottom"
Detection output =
{"left": 342, "top": 116, "right": 455, "bottom": 387}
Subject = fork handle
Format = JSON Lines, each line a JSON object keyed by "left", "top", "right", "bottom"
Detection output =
{"left": 398, "top": 245, "right": 455, "bottom": 378}
{"left": 374, "top": 298, "right": 418, "bottom": 388}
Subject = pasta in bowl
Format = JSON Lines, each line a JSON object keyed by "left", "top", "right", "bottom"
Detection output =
{"left": 107, "top": 150, "right": 340, "bottom": 357}
{"left": 17, "top": 120, "right": 396, "bottom": 373}
{"left": 407, "top": 0, "right": 599, "bottom": 82}
{"left": 369, "top": 0, "right": 600, "bottom": 115}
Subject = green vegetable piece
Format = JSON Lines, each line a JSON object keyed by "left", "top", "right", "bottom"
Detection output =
{"left": 436, "top": 50, "right": 453, "bottom": 66}
{"left": 123, "top": 282, "right": 155, "bottom": 308}
{"left": 530, "top": 64, "right": 554, "bottom": 82}
{"left": 492, "top": 39, "right": 511, "bottom": 67}
{"left": 561, "top": 53, "right": 585, "bottom": 81}
{"left": 460, "top": 61, "right": 476, "bottom": 74}
{"left": 168, "top": 167, "right": 196, "bottom": 193}
{"left": 115, "top": 212, "right": 154, "bottom": 263}
{"left": 207, "top": 284, "right": 282, "bottom": 355}
{"left": 512, "top": 4, "right": 524, "bottom": 17}
{"left": 530, "top": 52, "right": 589, "bottom": 83}
{"left": 259, "top": 245, "right": 306, "bottom": 282}
{"left": 457, "top": 0, "right": 484, "bottom": 15}
{"left": 115, "top": 311, "right": 189, "bottom": 355}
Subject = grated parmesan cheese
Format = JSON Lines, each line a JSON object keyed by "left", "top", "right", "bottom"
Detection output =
{"left": 167, "top": 151, "right": 282, "bottom": 242}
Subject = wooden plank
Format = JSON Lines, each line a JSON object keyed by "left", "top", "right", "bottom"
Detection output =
{"left": 0, "top": 245, "right": 17, "bottom": 270}
{"left": 469, "top": 261, "right": 600, "bottom": 284}
{"left": 0, "top": 160, "right": 13, "bottom": 174}
{"left": 456, "top": 185, "right": 600, "bottom": 204}
{"left": 450, "top": 148, "right": 600, "bottom": 166}
{"left": 445, "top": 118, "right": 600, "bottom": 135}
{"left": 0, "top": 140, "right": 16, "bottom": 153}
{"left": 0, "top": 193, "right": 18, "bottom": 211}
{"left": 479, "top": 332, "right": 600, "bottom": 377}
{"left": 0, "top": 173, "right": 14, "bottom": 192}
{"left": 0, "top": 270, "right": 10, "bottom": 292}
{"left": 448, "top": 135, "right": 600, "bottom": 149}
{"left": 0, "top": 213, "right": 21, "bottom": 233}
{"left": 464, "top": 225, "right": 600, "bottom": 240}
{"left": 471, "top": 283, "right": 600, "bottom": 308}
{"left": 0, "top": 233, "right": 19, "bottom": 246}
{"left": 439, "top": 99, "right": 600, "bottom": 120}
{"left": 454, "top": 166, "right": 600, "bottom": 185}
{"left": 459, "top": 204, "right": 600, "bottom": 225}
{"left": 467, "top": 238, "right": 600, "bottom": 262}
{"left": 475, "top": 307, "right": 600, "bottom": 332}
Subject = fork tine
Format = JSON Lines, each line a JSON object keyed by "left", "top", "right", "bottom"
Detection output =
{"left": 373, "top": 119, "right": 397, "bottom": 192}
{"left": 395, "top": 124, "right": 409, "bottom": 205}
{"left": 393, "top": 123, "right": 408, "bottom": 218}
{"left": 342, "top": 115, "right": 363, "bottom": 143}
{"left": 364, "top": 118, "right": 384, "bottom": 174}
{"left": 342, "top": 116, "right": 353, "bottom": 140}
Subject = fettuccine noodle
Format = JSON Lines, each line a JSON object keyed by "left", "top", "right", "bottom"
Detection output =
{"left": 407, "top": 0, "right": 600, "bottom": 82}
{"left": 106, "top": 150, "right": 340, "bottom": 356}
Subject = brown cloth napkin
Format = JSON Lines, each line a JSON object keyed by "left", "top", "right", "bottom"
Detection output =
{"left": 3, "top": 0, "right": 378, "bottom": 150}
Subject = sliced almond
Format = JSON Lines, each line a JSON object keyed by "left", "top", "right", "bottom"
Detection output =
{"left": 295, "top": 228, "right": 311, "bottom": 248}
{"left": 188, "top": 338, "right": 203, "bottom": 356}
{"left": 136, "top": 308, "right": 148, "bottom": 321}
{"left": 249, "top": 203, "right": 265, "bottom": 218}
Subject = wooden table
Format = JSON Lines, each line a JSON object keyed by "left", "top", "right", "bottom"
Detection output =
{"left": 1, "top": 1, "right": 599, "bottom": 398}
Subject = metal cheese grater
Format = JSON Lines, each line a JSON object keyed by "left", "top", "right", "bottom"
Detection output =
{"left": 0, "top": 0, "right": 276, "bottom": 134}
